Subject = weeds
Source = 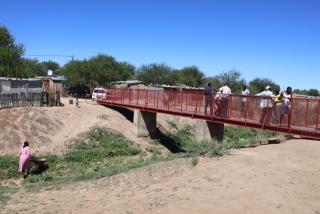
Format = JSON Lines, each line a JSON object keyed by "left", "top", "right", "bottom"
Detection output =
{"left": 0, "top": 125, "right": 277, "bottom": 202}
{"left": 146, "top": 147, "right": 162, "bottom": 155}
{"left": 167, "top": 120, "right": 178, "bottom": 130}
{"left": 168, "top": 125, "right": 229, "bottom": 158}
{"left": 0, "top": 186, "right": 18, "bottom": 202}
{"left": 97, "top": 114, "right": 108, "bottom": 120}
{"left": 224, "top": 126, "right": 278, "bottom": 149}
{"left": 0, "top": 156, "right": 20, "bottom": 179}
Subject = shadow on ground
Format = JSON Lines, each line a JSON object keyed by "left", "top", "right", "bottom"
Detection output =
{"left": 104, "top": 105, "right": 183, "bottom": 153}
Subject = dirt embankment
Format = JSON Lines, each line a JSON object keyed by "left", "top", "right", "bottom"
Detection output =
{"left": 0, "top": 98, "right": 151, "bottom": 156}
{"left": 2, "top": 139, "right": 320, "bottom": 214}
{"left": 0, "top": 97, "right": 194, "bottom": 156}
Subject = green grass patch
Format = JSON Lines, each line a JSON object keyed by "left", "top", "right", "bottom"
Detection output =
{"left": 0, "top": 127, "right": 176, "bottom": 201}
{"left": 0, "top": 156, "right": 20, "bottom": 179}
{"left": 0, "top": 186, "right": 19, "bottom": 202}
{"left": 0, "top": 125, "right": 278, "bottom": 202}
{"left": 168, "top": 125, "right": 229, "bottom": 157}
{"left": 224, "top": 126, "right": 278, "bottom": 149}
{"left": 167, "top": 124, "right": 278, "bottom": 157}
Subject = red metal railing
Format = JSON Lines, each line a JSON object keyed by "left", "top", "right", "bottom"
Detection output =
{"left": 97, "top": 88, "right": 320, "bottom": 140}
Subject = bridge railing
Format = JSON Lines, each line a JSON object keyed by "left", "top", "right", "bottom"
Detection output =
{"left": 98, "top": 88, "right": 320, "bottom": 136}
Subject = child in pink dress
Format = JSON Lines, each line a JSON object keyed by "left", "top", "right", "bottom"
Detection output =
{"left": 19, "top": 141, "right": 31, "bottom": 178}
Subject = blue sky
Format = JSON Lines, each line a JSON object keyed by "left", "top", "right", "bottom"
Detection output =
{"left": 1, "top": 0, "right": 319, "bottom": 90}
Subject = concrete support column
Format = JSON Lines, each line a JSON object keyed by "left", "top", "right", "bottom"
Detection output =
{"left": 195, "top": 120, "right": 224, "bottom": 142}
{"left": 134, "top": 109, "right": 157, "bottom": 138}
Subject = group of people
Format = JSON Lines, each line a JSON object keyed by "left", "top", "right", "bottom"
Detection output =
{"left": 204, "top": 83, "right": 232, "bottom": 117}
{"left": 256, "top": 85, "right": 293, "bottom": 126}
{"left": 204, "top": 83, "right": 293, "bottom": 126}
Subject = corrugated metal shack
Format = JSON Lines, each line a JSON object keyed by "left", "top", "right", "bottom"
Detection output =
{"left": 0, "top": 77, "right": 43, "bottom": 95}
{"left": 0, "top": 77, "right": 61, "bottom": 108}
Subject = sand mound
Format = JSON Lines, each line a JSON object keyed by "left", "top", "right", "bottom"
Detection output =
{"left": 0, "top": 98, "right": 153, "bottom": 156}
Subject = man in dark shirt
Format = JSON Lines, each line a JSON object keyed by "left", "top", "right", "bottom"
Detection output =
{"left": 204, "top": 83, "right": 213, "bottom": 115}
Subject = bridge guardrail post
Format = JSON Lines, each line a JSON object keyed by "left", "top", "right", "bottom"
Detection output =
{"left": 305, "top": 99, "right": 309, "bottom": 128}
{"left": 316, "top": 100, "right": 320, "bottom": 131}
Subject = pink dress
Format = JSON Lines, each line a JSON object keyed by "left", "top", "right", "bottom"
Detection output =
{"left": 18, "top": 146, "right": 31, "bottom": 172}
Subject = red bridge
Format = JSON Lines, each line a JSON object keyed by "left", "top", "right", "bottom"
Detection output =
{"left": 97, "top": 88, "right": 320, "bottom": 140}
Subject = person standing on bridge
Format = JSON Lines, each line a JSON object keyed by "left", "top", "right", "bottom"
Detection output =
{"left": 216, "top": 84, "right": 232, "bottom": 118}
{"left": 241, "top": 85, "right": 250, "bottom": 119}
{"left": 256, "top": 86, "right": 274, "bottom": 125}
{"left": 279, "top": 87, "right": 293, "bottom": 126}
{"left": 204, "top": 83, "right": 214, "bottom": 115}
{"left": 271, "top": 88, "right": 282, "bottom": 124}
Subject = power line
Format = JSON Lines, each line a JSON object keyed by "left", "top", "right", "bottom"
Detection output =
{"left": 23, "top": 54, "right": 74, "bottom": 60}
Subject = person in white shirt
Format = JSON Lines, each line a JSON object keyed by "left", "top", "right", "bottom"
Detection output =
{"left": 256, "top": 86, "right": 274, "bottom": 125}
{"left": 241, "top": 85, "right": 250, "bottom": 118}
{"left": 215, "top": 85, "right": 232, "bottom": 117}
{"left": 279, "top": 87, "right": 293, "bottom": 126}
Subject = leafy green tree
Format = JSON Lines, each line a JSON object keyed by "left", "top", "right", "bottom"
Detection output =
{"left": 307, "top": 89, "right": 319, "bottom": 97}
{"left": 215, "top": 69, "right": 246, "bottom": 92}
{"left": 87, "top": 54, "right": 134, "bottom": 86}
{"left": 20, "top": 58, "right": 47, "bottom": 77}
{"left": 204, "top": 69, "right": 246, "bottom": 92}
{"left": 136, "top": 63, "right": 172, "bottom": 85}
{"left": 40, "top": 60, "right": 60, "bottom": 75}
{"left": 61, "top": 54, "right": 135, "bottom": 91}
{"left": 249, "top": 78, "right": 280, "bottom": 94}
{"left": 0, "top": 25, "right": 25, "bottom": 77}
{"left": 203, "top": 76, "right": 221, "bottom": 90}
{"left": 168, "top": 66, "right": 204, "bottom": 87}
{"left": 293, "top": 88, "right": 319, "bottom": 97}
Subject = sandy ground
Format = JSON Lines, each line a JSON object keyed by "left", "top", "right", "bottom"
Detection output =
{"left": 0, "top": 98, "right": 148, "bottom": 156}
{"left": 0, "top": 98, "right": 194, "bottom": 156}
{"left": 2, "top": 139, "right": 320, "bottom": 214}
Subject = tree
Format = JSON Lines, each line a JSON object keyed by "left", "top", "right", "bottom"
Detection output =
{"left": 61, "top": 54, "right": 135, "bottom": 91}
{"left": 215, "top": 69, "right": 246, "bottom": 92}
{"left": 0, "top": 25, "right": 25, "bottom": 77}
{"left": 168, "top": 66, "right": 204, "bottom": 87}
{"left": 40, "top": 61, "right": 60, "bottom": 75}
{"left": 293, "top": 88, "right": 319, "bottom": 97}
{"left": 204, "top": 69, "right": 246, "bottom": 92}
{"left": 249, "top": 78, "right": 280, "bottom": 94}
{"left": 20, "top": 58, "right": 46, "bottom": 77}
{"left": 307, "top": 89, "right": 319, "bottom": 97}
{"left": 203, "top": 76, "right": 221, "bottom": 90}
{"left": 136, "top": 63, "right": 172, "bottom": 85}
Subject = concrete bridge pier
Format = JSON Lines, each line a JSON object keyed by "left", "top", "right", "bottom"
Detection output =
{"left": 195, "top": 120, "right": 224, "bottom": 143}
{"left": 134, "top": 109, "right": 157, "bottom": 138}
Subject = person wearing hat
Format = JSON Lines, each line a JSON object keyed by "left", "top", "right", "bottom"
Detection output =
{"left": 215, "top": 84, "right": 232, "bottom": 118}
{"left": 256, "top": 86, "right": 274, "bottom": 125}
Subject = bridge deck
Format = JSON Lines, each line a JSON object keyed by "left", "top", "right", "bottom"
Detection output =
{"left": 97, "top": 88, "right": 320, "bottom": 140}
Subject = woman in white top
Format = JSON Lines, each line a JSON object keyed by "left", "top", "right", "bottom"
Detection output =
{"left": 241, "top": 85, "right": 250, "bottom": 118}
{"left": 279, "top": 87, "right": 292, "bottom": 126}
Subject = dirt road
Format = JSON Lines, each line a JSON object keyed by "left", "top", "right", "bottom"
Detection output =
{"left": 3, "top": 139, "right": 320, "bottom": 214}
